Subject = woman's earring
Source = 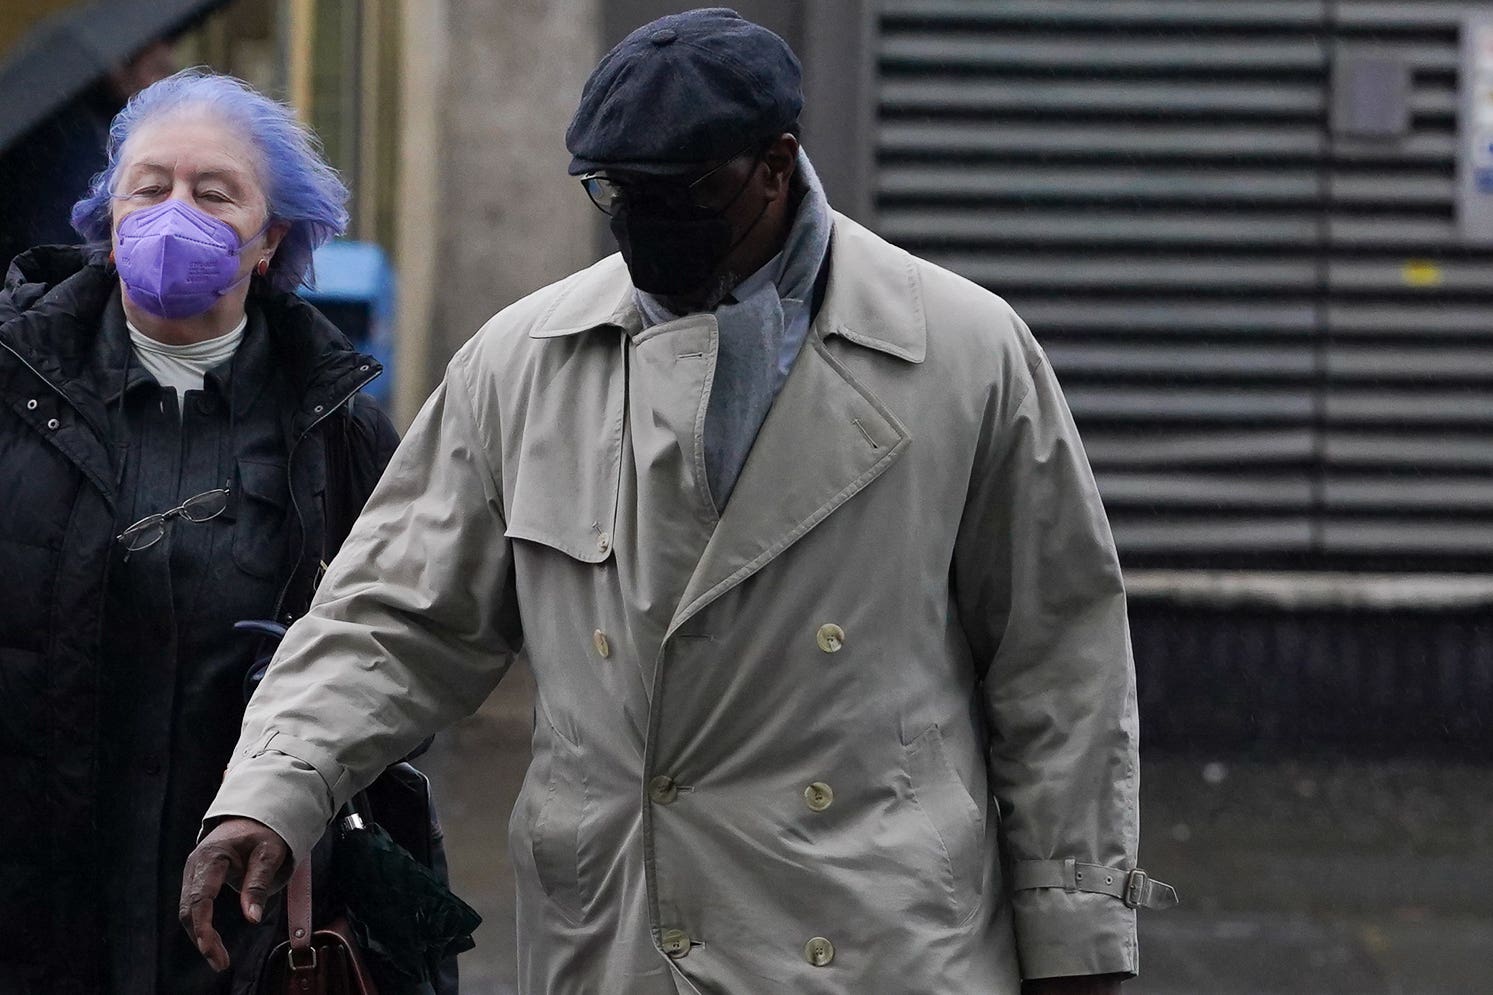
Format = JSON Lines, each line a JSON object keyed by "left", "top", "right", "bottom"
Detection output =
{"left": 255, "top": 257, "right": 269, "bottom": 277}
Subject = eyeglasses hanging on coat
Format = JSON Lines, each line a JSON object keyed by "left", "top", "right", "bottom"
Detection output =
{"left": 116, "top": 486, "right": 231, "bottom": 558}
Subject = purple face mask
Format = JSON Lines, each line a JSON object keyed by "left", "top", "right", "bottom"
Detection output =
{"left": 114, "top": 199, "right": 268, "bottom": 320}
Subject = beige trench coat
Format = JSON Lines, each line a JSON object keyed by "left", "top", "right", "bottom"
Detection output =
{"left": 207, "top": 213, "right": 1146, "bottom": 993}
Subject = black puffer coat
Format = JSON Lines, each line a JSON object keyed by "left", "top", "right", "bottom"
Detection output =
{"left": 0, "top": 246, "right": 399, "bottom": 993}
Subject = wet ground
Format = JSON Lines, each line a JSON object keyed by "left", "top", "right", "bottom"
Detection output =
{"left": 422, "top": 665, "right": 1493, "bottom": 993}
{"left": 1134, "top": 756, "right": 1493, "bottom": 994}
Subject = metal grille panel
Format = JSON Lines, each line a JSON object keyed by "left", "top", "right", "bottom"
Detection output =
{"left": 876, "top": 0, "right": 1493, "bottom": 569}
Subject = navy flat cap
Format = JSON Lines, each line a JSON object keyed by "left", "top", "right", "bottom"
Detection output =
{"left": 566, "top": 7, "right": 803, "bottom": 176}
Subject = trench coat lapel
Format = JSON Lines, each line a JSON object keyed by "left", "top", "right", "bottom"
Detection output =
{"left": 667, "top": 213, "right": 926, "bottom": 634}
{"left": 667, "top": 334, "right": 908, "bottom": 632}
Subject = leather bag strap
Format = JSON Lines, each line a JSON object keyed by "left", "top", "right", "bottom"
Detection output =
{"left": 287, "top": 858, "right": 314, "bottom": 955}
{"left": 267, "top": 848, "right": 383, "bottom": 993}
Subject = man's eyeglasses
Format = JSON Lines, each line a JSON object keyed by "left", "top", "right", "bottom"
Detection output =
{"left": 579, "top": 143, "right": 759, "bottom": 218}
{"left": 116, "top": 488, "right": 230, "bottom": 553}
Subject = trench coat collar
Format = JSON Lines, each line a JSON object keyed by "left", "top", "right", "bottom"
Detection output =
{"left": 529, "top": 211, "right": 928, "bottom": 365}
{"left": 524, "top": 214, "right": 924, "bottom": 633}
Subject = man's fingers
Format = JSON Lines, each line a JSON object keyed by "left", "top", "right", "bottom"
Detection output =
{"left": 176, "top": 819, "right": 289, "bottom": 972}
{"left": 239, "top": 837, "right": 289, "bottom": 924}
{"left": 179, "top": 843, "right": 237, "bottom": 972}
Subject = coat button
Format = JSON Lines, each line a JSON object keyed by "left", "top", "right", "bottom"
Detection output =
{"left": 597, "top": 531, "right": 611, "bottom": 554}
{"left": 46, "top": 418, "right": 60, "bottom": 430}
{"left": 815, "top": 623, "right": 845, "bottom": 653}
{"left": 593, "top": 629, "right": 611, "bottom": 658}
{"left": 26, "top": 399, "right": 38, "bottom": 410}
{"left": 804, "top": 936, "right": 835, "bottom": 966}
{"left": 804, "top": 781, "right": 834, "bottom": 812}
{"left": 648, "top": 774, "right": 679, "bottom": 805}
{"left": 660, "top": 928, "right": 691, "bottom": 958}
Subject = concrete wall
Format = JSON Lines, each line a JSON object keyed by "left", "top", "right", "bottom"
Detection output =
{"left": 394, "top": 0, "right": 876, "bottom": 422}
{"left": 396, "top": 0, "right": 602, "bottom": 423}
{"left": 602, "top": 1, "right": 876, "bottom": 219}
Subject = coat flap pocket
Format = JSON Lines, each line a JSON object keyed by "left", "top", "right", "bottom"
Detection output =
{"left": 233, "top": 459, "right": 293, "bottom": 578}
{"left": 236, "top": 457, "right": 290, "bottom": 510}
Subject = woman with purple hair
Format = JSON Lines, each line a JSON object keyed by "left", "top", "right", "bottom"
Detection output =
{"left": 0, "top": 70, "right": 401, "bottom": 993}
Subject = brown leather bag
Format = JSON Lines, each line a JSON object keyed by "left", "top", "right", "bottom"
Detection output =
{"left": 259, "top": 858, "right": 380, "bottom": 995}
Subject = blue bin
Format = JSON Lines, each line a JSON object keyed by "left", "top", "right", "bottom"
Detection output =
{"left": 300, "top": 240, "right": 396, "bottom": 409}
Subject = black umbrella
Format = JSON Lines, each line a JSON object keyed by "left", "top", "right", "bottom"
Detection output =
{"left": 0, "top": 0, "right": 231, "bottom": 151}
{"left": 334, "top": 804, "right": 482, "bottom": 991}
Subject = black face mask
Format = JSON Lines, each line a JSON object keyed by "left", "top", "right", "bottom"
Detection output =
{"left": 608, "top": 157, "right": 767, "bottom": 298}
{"left": 609, "top": 204, "right": 732, "bottom": 296}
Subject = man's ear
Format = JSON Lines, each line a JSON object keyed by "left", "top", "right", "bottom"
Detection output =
{"left": 762, "top": 133, "right": 800, "bottom": 201}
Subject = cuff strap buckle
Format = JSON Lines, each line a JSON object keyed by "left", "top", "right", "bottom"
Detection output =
{"left": 1012, "top": 859, "right": 1179, "bottom": 911}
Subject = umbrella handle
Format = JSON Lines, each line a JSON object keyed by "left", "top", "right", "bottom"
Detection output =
{"left": 339, "top": 791, "right": 372, "bottom": 833}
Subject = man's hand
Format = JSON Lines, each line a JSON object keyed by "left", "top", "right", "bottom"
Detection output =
{"left": 178, "top": 817, "right": 290, "bottom": 971}
{"left": 1023, "top": 975, "right": 1125, "bottom": 995}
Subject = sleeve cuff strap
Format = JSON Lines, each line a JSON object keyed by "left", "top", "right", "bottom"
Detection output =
{"left": 244, "top": 731, "right": 352, "bottom": 801}
{"left": 1013, "top": 859, "right": 1179, "bottom": 911}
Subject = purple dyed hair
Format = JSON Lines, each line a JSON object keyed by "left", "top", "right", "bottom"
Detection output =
{"left": 70, "top": 68, "right": 349, "bottom": 293}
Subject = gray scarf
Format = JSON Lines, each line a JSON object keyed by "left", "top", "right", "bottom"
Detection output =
{"left": 635, "top": 148, "right": 833, "bottom": 508}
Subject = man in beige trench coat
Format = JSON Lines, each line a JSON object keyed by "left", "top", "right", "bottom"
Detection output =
{"left": 181, "top": 9, "right": 1175, "bottom": 993}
